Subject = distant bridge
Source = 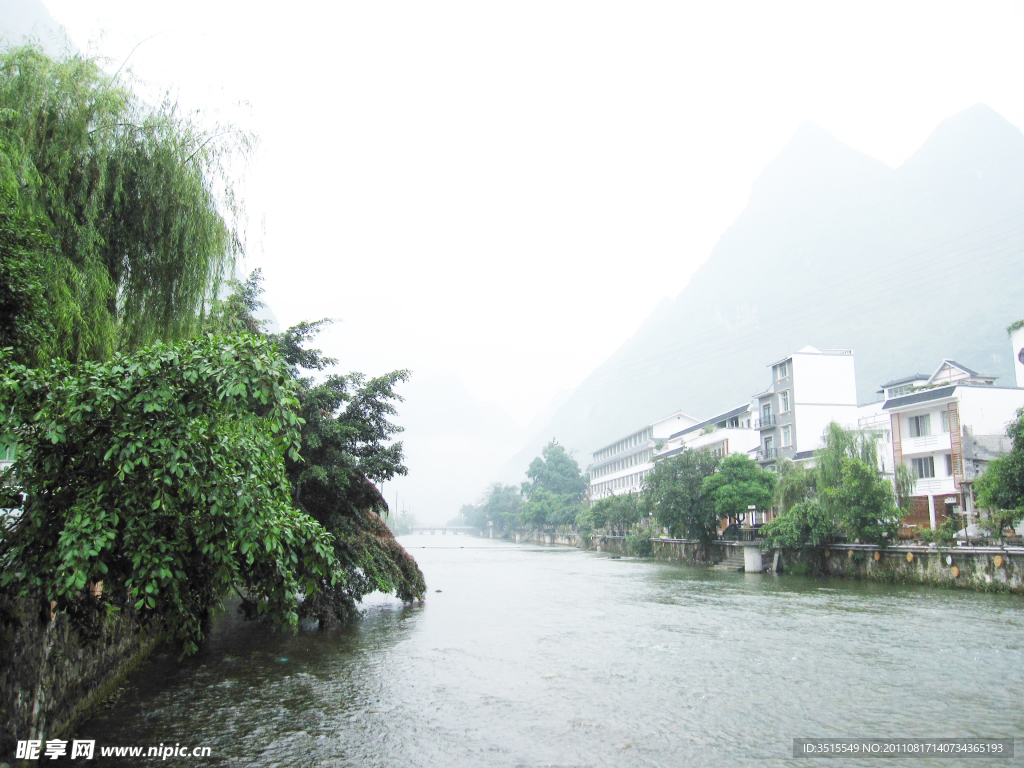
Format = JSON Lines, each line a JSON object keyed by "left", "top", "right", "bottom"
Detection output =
{"left": 409, "top": 526, "right": 481, "bottom": 536}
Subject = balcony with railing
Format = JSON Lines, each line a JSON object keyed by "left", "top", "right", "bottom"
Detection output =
{"left": 754, "top": 414, "right": 776, "bottom": 429}
{"left": 900, "top": 432, "right": 951, "bottom": 456}
{"left": 757, "top": 447, "right": 777, "bottom": 462}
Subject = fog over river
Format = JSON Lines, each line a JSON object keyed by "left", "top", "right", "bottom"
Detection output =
{"left": 75, "top": 536, "right": 1023, "bottom": 767}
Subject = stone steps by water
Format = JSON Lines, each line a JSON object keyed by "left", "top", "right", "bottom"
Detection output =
{"left": 712, "top": 547, "right": 746, "bottom": 571}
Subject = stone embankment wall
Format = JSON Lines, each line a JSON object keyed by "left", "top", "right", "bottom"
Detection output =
{"left": 506, "top": 530, "right": 580, "bottom": 547}
{"left": 819, "top": 543, "right": 1023, "bottom": 593}
{"left": 0, "top": 600, "right": 163, "bottom": 761}
{"left": 499, "top": 531, "right": 1023, "bottom": 594}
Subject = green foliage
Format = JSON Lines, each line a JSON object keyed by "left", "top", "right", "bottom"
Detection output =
{"left": 642, "top": 449, "right": 721, "bottom": 554}
{"left": 0, "top": 44, "right": 252, "bottom": 363}
{"left": 0, "top": 336, "right": 337, "bottom": 655}
{"left": 761, "top": 423, "right": 901, "bottom": 550}
{"left": 574, "top": 501, "right": 603, "bottom": 536}
{"left": 702, "top": 454, "right": 775, "bottom": 523}
{"left": 0, "top": 189, "right": 54, "bottom": 366}
{"left": 918, "top": 514, "right": 961, "bottom": 546}
{"left": 975, "top": 408, "right": 1024, "bottom": 533}
{"left": 518, "top": 440, "right": 586, "bottom": 529}
{"left": 523, "top": 440, "right": 587, "bottom": 497}
{"left": 476, "top": 483, "right": 523, "bottom": 532}
{"left": 626, "top": 530, "right": 653, "bottom": 557}
{"left": 590, "top": 492, "right": 643, "bottom": 535}
{"left": 204, "top": 272, "right": 425, "bottom": 621}
{"left": 205, "top": 268, "right": 270, "bottom": 337}
{"left": 774, "top": 459, "right": 815, "bottom": 514}
{"left": 893, "top": 462, "right": 916, "bottom": 513}
{"left": 452, "top": 503, "right": 478, "bottom": 529}
{"left": 1007, "top": 319, "right": 1024, "bottom": 335}
{"left": 759, "top": 498, "right": 835, "bottom": 549}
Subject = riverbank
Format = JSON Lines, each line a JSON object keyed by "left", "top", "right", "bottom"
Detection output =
{"left": 0, "top": 600, "right": 163, "bottom": 761}
{"left": 491, "top": 530, "right": 1024, "bottom": 595}
{"left": 56, "top": 534, "right": 1024, "bottom": 767}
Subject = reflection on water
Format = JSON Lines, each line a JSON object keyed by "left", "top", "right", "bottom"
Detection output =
{"left": 75, "top": 535, "right": 1023, "bottom": 767}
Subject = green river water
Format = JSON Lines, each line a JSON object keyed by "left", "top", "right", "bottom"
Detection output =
{"left": 71, "top": 535, "right": 1023, "bottom": 767}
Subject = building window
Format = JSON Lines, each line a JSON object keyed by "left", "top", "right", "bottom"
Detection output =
{"left": 779, "top": 390, "right": 790, "bottom": 413}
{"left": 781, "top": 426, "right": 792, "bottom": 447}
{"left": 762, "top": 403, "right": 772, "bottom": 421}
{"left": 764, "top": 436, "right": 774, "bottom": 453}
{"left": 913, "top": 456, "right": 935, "bottom": 479}
{"left": 907, "top": 414, "right": 931, "bottom": 438}
{"left": 776, "top": 361, "right": 789, "bottom": 379}
{"left": 944, "top": 454, "right": 953, "bottom": 476}
{"left": 940, "top": 411, "right": 949, "bottom": 433}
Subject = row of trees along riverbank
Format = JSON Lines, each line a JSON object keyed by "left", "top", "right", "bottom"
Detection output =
{"left": 456, "top": 415, "right": 1024, "bottom": 565}
{"left": 0, "top": 44, "right": 424, "bottom": 658}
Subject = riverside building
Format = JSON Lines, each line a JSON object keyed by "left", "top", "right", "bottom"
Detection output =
{"left": 753, "top": 346, "right": 859, "bottom": 469}
{"left": 653, "top": 402, "right": 759, "bottom": 461}
{"left": 588, "top": 411, "right": 698, "bottom": 499}
{"left": 881, "top": 359, "right": 1024, "bottom": 533}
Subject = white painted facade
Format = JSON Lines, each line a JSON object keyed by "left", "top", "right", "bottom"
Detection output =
{"left": 654, "top": 402, "right": 759, "bottom": 462}
{"left": 588, "top": 410, "right": 699, "bottom": 499}
{"left": 1012, "top": 326, "right": 1024, "bottom": 389}
{"left": 856, "top": 399, "right": 895, "bottom": 477}
{"left": 754, "top": 346, "right": 859, "bottom": 467}
{"left": 883, "top": 359, "right": 1024, "bottom": 531}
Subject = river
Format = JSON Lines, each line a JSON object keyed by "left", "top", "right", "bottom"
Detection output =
{"left": 73, "top": 535, "right": 1023, "bottom": 767}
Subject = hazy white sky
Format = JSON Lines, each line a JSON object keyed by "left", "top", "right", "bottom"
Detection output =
{"left": 37, "top": 0, "right": 1024, "bottom": 431}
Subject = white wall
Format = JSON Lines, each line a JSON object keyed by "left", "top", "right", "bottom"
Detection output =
{"left": 857, "top": 401, "right": 894, "bottom": 474}
{"left": 795, "top": 403, "right": 859, "bottom": 453}
{"left": 684, "top": 427, "right": 760, "bottom": 456}
{"left": 1012, "top": 327, "right": 1024, "bottom": 389}
{"left": 651, "top": 411, "right": 699, "bottom": 440}
{"left": 791, "top": 350, "right": 858, "bottom": 406}
{"left": 958, "top": 386, "right": 1024, "bottom": 436}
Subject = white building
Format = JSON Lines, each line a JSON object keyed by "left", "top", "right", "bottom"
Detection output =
{"left": 753, "top": 346, "right": 859, "bottom": 468}
{"left": 1012, "top": 323, "right": 1024, "bottom": 388}
{"left": 855, "top": 399, "right": 895, "bottom": 477}
{"left": 881, "top": 359, "right": 1024, "bottom": 532}
{"left": 654, "top": 402, "right": 759, "bottom": 462}
{"left": 588, "top": 411, "right": 698, "bottom": 499}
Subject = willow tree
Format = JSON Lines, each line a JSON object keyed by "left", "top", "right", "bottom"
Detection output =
{"left": 0, "top": 44, "right": 252, "bottom": 364}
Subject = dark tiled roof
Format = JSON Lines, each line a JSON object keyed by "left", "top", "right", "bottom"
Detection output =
{"left": 880, "top": 373, "right": 929, "bottom": 388}
{"left": 882, "top": 385, "right": 956, "bottom": 410}
{"left": 654, "top": 445, "right": 686, "bottom": 461}
{"left": 668, "top": 403, "right": 751, "bottom": 440}
{"left": 794, "top": 450, "right": 815, "bottom": 461}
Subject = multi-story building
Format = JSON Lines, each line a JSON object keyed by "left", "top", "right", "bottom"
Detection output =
{"left": 588, "top": 411, "right": 698, "bottom": 499}
{"left": 654, "top": 402, "right": 758, "bottom": 461}
{"left": 753, "top": 346, "right": 859, "bottom": 469}
{"left": 882, "top": 359, "right": 1024, "bottom": 533}
{"left": 1012, "top": 324, "right": 1024, "bottom": 388}
{"left": 854, "top": 399, "right": 896, "bottom": 478}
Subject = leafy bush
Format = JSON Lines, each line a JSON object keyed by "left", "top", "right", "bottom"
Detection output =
{"left": 626, "top": 531, "right": 653, "bottom": 557}
{"left": 0, "top": 335, "right": 337, "bottom": 655}
{"left": 918, "top": 515, "right": 961, "bottom": 546}
{"left": 762, "top": 424, "right": 900, "bottom": 551}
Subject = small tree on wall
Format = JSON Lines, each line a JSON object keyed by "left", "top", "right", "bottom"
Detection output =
{"left": 974, "top": 407, "right": 1024, "bottom": 538}
{"left": 702, "top": 454, "right": 776, "bottom": 526}
{"left": 642, "top": 449, "right": 721, "bottom": 559}
{"left": 761, "top": 423, "right": 901, "bottom": 559}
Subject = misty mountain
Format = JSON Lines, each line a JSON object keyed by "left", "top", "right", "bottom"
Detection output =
{"left": 507, "top": 104, "right": 1024, "bottom": 473}
{"left": 0, "top": 0, "right": 69, "bottom": 54}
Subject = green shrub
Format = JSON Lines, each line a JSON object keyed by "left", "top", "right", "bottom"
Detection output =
{"left": 626, "top": 531, "right": 653, "bottom": 557}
